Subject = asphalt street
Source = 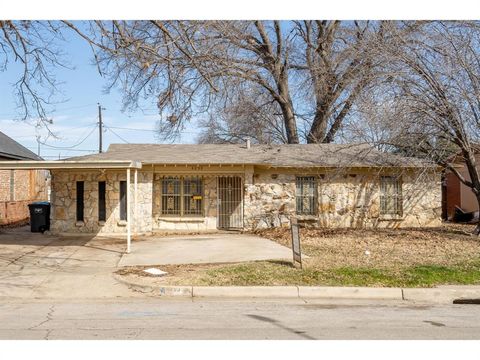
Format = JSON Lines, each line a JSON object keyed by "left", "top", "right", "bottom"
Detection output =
{"left": 1, "top": 298, "right": 479, "bottom": 340}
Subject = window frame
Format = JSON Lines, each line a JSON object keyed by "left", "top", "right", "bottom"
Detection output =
{"left": 295, "top": 176, "right": 318, "bottom": 216}
{"left": 379, "top": 175, "right": 403, "bottom": 216}
{"left": 98, "top": 181, "right": 106, "bottom": 222}
{"left": 160, "top": 176, "right": 204, "bottom": 217}
{"left": 76, "top": 181, "right": 84, "bottom": 222}
{"left": 119, "top": 180, "right": 127, "bottom": 221}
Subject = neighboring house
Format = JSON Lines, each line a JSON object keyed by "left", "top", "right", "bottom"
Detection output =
{"left": 442, "top": 155, "right": 480, "bottom": 220}
{"left": 0, "top": 131, "right": 48, "bottom": 225}
{"left": 0, "top": 143, "right": 441, "bottom": 240}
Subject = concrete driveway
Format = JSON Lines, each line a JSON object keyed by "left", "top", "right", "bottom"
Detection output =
{"left": 0, "top": 226, "right": 134, "bottom": 299}
{"left": 118, "top": 233, "right": 293, "bottom": 267}
{"left": 0, "top": 227, "right": 292, "bottom": 299}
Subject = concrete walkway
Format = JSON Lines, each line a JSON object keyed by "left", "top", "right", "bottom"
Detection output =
{"left": 118, "top": 233, "right": 292, "bottom": 267}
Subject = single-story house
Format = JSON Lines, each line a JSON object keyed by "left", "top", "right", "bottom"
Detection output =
{"left": 0, "top": 142, "right": 441, "bottom": 252}
{"left": 0, "top": 131, "right": 48, "bottom": 225}
{"left": 442, "top": 152, "right": 480, "bottom": 220}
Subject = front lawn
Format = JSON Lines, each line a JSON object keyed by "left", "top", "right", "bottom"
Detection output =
{"left": 117, "top": 224, "right": 480, "bottom": 288}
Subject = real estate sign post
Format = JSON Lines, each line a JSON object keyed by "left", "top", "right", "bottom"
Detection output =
{"left": 290, "top": 217, "right": 302, "bottom": 269}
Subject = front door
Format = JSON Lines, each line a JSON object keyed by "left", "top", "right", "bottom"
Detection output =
{"left": 217, "top": 176, "right": 243, "bottom": 229}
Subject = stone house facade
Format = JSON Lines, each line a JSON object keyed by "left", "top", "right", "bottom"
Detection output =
{"left": 42, "top": 143, "right": 442, "bottom": 236}
{"left": 0, "top": 143, "right": 442, "bottom": 237}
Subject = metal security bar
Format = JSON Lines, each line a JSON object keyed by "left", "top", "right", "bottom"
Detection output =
{"left": 160, "top": 176, "right": 204, "bottom": 216}
{"left": 217, "top": 176, "right": 243, "bottom": 229}
{"left": 183, "top": 177, "right": 204, "bottom": 216}
{"left": 296, "top": 176, "right": 317, "bottom": 215}
{"left": 161, "top": 177, "right": 181, "bottom": 215}
{"left": 380, "top": 176, "right": 403, "bottom": 216}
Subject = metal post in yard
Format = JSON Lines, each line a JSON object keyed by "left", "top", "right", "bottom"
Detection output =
{"left": 134, "top": 168, "right": 138, "bottom": 236}
{"left": 126, "top": 168, "right": 131, "bottom": 253}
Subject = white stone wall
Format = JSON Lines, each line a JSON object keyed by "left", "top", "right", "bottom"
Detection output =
{"left": 50, "top": 169, "right": 153, "bottom": 235}
{"left": 243, "top": 169, "right": 442, "bottom": 230}
{"left": 49, "top": 167, "right": 442, "bottom": 235}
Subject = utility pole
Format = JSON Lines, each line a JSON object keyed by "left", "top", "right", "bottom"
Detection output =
{"left": 98, "top": 103, "right": 105, "bottom": 153}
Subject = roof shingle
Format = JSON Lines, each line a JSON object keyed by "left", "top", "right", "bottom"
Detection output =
{"left": 66, "top": 143, "right": 431, "bottom": 168}
{"left": 0, "top": 131, "right": 42, "bottom": 160}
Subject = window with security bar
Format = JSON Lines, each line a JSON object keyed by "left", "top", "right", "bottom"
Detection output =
{"left": 161, "top": 177, "right": 204, "bottom": 216}
{"left": 296, "top": 176, "right": 317, "bottom": 215}
{"left": 380, "top": 176, "right": 403, "bottom": 216}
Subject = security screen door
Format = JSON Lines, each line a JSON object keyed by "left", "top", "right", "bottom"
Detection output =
{"left": 217, "top": 176, "right": 243, "bottom": 229}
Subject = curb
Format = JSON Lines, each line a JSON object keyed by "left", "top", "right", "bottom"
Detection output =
{"left": 113, "top": 274, "right": 480, "bottom": 303}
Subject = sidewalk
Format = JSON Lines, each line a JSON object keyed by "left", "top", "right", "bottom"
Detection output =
{"left": 113, "top": 274, "right": 480, "bottom": 304}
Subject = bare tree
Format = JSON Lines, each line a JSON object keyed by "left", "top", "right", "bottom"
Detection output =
{"left": 374, "top": 21, "right": 480, "bottom": 232}
{"left": 0, "top": 21, "right": 68, "bottom": 129}
{"left": 197, "top": 85, "right": 287, "bottom": 144}
{"left": 64, "top": 20, "right": 387, "bottom": 144}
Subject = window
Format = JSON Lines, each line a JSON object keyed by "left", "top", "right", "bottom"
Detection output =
{"left": 119, "top": 181, "right": 127, "bottom": 221}
{"left": 98, "top": 181, "right": 106, "bottom": 222}
{"left": 380, "top": 176, "right": 403, "bottom": 216}
{"left": 296, "top": 176, "right": 317, "bottom": 215}
{"left": 76, "top": 181, "right": 84, "bottom": 222}
{"left": 161, "top": 177, "right": 204, "bottom": 216}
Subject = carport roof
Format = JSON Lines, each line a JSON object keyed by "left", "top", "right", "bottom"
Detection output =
{"left": 64, "top": 143, "right": 433, "bottom": 168}
{"left": 0, "top": 159, "right": 142, "bottom": 170}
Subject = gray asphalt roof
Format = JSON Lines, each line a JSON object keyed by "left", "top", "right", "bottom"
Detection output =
{"left": 66, "top": 143, "right": 431, "bottom": 168}
{"left": 0, "top": 131, "right": 42, "bottom": 160}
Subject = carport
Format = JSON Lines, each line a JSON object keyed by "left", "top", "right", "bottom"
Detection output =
{"left": 0, "top": 159, "right": 142, "bottom": 253}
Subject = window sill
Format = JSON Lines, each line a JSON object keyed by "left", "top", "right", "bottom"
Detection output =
{"left": 378, "top": 214, "right": 404, "bottom": 221}
{"left": 158, "top": 216, "right": 205, "bottom": 223}
{"left": 98, "top": 221, "right": 106, "bottom": 226}
{"left": 75, "top": 221, "right": 85, "bottom": 227}
{"left": 117, "top": 220, "right": 128, "bottom": 227}
{"left": 296, "top": 215, "right": 318, "bottom": 221}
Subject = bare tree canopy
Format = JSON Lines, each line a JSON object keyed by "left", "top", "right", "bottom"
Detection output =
{"left": 0, "top": 20, "right": 67, "bottom": 127}
{"left": 364, "top": 21, "right": 480, "bottom": 231}
{"left": 64, "top": 20, "right": 388, "bottom": 144}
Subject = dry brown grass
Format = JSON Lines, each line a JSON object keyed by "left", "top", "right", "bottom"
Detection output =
{"left": 252, "top": 224, "right": 480, "bottom": 270}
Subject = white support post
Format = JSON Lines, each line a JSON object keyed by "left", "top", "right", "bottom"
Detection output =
{"left": 126, "top": 168, "right": 131, "bottom": 253}
{"left": 134, "top": 168, "right": 138, "bottom": 236}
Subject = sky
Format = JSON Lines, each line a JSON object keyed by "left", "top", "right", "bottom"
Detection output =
{"left": 0, "top": 22, "right": 201, "bottom": 160}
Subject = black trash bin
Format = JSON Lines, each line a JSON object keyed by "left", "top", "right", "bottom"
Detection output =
{"left": 28, "top": 202, "right": 51, "bottom": 233}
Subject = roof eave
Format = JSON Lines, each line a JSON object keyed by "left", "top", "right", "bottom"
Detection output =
{"left": 0, "top": 160, "right": 142, "bottom": 170}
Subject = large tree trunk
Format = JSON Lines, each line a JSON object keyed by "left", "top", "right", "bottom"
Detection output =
{"left": 474, "top": 194, "right": 480, "bottom": 235}
{"left": 306, "top": 109, "right": 328, "bottom": 144}
{"left": 279, "top": 100, "right": 299, "bottom": 144}
{"left": 277, "top": 77, "right": 299, "bottom": 144}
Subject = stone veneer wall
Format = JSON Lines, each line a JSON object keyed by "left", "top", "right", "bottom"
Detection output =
{"left": 152, "top": 174, "right": 217, "bottom": 231}
{"left": 243, "top": 168, "right": 442, "bottom": 229}
{"left": 50, "top": 169, "right": 153, "bottom": 235}
{"left": 49, "top": 167, "right": 441, "bottom": 234}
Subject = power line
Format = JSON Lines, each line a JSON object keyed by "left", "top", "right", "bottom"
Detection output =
{"left": 105, "top": 126, "right": 130, "bottom": 143}
{"left": 26, "top": 147, "right": 96, "bottom": 152}
{"left": 0, "top": 103, "right": 98, "bottom": 118}
{"left": 40, "top": 125, "right": 98, "bottom": 150}
{"left": 107, "top": 126, "right": 155, "bottom": 132}
{"left": 107, "top": 125, "right": 201, "bottom": 134}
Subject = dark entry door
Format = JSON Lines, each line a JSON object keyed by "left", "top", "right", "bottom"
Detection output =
{"left": 217, "top": 176, "right": 243, "bottom": 229}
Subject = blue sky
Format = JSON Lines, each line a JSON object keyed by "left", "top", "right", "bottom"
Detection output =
{"left": 0, "top": 23, "right": 200, "bottom": 160}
